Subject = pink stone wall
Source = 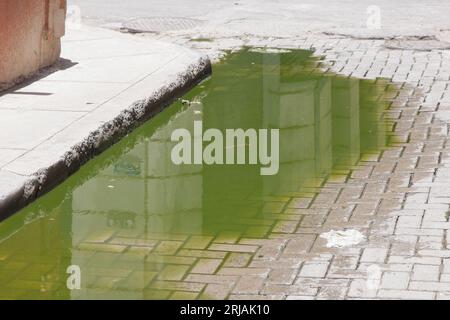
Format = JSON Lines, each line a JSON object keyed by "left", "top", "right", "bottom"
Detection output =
{"left": 0, "top": 0, "right": 67, "bottom": 91}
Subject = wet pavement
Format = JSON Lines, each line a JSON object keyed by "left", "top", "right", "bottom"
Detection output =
{"left": 0, "top": 49, "right": 437, "bottom": 300}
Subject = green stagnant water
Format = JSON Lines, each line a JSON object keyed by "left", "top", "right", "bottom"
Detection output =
{"left": 0, "top": 49, "right": 399, "bottom": 299}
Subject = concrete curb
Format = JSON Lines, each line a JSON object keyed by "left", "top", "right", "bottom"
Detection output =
{"left": 0, "top": 55, "right": 211, "bottom": 221}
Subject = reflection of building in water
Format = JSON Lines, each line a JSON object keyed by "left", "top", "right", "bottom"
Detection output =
{"left": 332, "top": 78, "right": 360, "bottom": 167}
{"left": 262, "top": 51, "right": 388, "bottom": 194}
{"left": 360, "top": 81, "right": 388, "bottom": 152}
{"left": 200, "top": 50, "right": 389, "bottom": 229}
{"left": 262, "top": 53, "right": 332, "bottom": 195}
{"left": 65, "top": 49, "right": 389, "bottom": 297}
{"left": 70, "top": 104, "right": 203, "bottom": 298}
{"left": 72, "top": 106, "right": 203, "bottom": 232}
{"left": 0, "top": 50, "right": 395, "bottom": 299}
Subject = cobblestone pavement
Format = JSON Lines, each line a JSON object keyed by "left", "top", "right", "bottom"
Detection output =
{"left": 54, "top": 35, "right": 450, "bottom": 300}
{"left": 5, "top": 1, "right": 450, "bottom": 300}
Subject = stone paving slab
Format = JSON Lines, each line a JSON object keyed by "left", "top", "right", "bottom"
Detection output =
{"left": 0, "top": 25, "right": 211, "bottom": 219}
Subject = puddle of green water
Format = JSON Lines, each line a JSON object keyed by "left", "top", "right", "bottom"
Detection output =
{"left": 0, "top": 49, "right": 399, "bottom": 299}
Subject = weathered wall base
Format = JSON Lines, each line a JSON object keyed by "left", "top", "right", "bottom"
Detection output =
{"left": 0, "top": 0, "right": 66, "bottom": 91}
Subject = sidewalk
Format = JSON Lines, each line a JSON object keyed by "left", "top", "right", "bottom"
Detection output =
{"left": 0, "top": 25, "right": 211, "bottom": 219}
